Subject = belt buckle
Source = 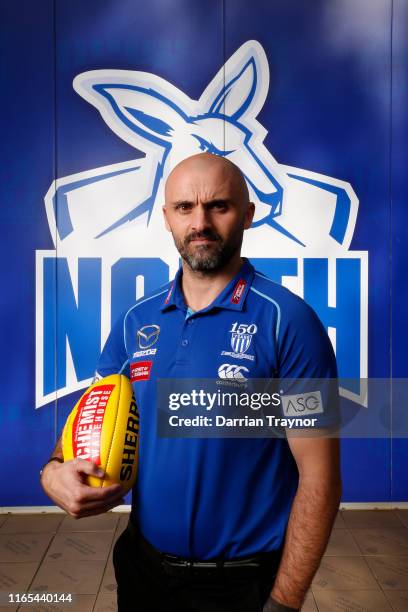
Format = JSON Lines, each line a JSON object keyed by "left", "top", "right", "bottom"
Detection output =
{"left": 162, "top": 554, "right": 192, "bottom": 576}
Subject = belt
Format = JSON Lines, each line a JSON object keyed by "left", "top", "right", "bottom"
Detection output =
{"left": 126, "top": 520, "right": 282, "bottom": 578}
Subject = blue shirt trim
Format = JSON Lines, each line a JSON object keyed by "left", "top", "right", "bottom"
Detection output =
{"left": 250, "top": 286, "right": 281, "bottom": 342}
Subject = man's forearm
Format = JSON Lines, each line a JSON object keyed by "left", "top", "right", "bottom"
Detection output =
{"left": 50, "top": 435, "right": 63, "bottom": 459}
{"left": 43, "top": 435, "right": 63, "bottom": 464}
{"left": 270, "top": 477, "right": 341, "bottom": 609}
{"left": 40, "top": 435, "right": 63, "bottom": 486}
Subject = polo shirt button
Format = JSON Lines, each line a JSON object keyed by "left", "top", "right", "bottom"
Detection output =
{"left": 182, "top": 339, "right": 188, "bottom": 346}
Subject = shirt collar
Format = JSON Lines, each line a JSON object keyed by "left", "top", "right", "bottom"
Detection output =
{"left": 160, "top": 258, "right": 254, "bottom": 313}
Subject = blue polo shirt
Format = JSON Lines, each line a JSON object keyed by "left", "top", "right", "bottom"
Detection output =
{"left": 96, "top": 259, "right": 338, "bottom": 559}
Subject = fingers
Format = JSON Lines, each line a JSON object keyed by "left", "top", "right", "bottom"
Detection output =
{"left": 71, "top": 459, "right": 125, "bottom": 500}
{"left": 42, "top": 457, "right": 128, "bottom": 519}
{"left": 67, "top": 491, "right": 125, "bottom": 519}
{"left": 74, "top": 482, "right": 125, "bottom": 505}
{"left": 73, "top": 458, "right": 105, "bottom": 478}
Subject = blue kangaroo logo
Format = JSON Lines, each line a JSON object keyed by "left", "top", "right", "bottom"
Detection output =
{"left": 38, "top": 41, "right": 367, "bottom": 409}
{"left": 46, "top": 40, "right": 358, "bottom": 253}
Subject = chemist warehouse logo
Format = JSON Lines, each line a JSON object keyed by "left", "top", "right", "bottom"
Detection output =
{"left": 35, "top": 40, "right": 368, "bottom": 408}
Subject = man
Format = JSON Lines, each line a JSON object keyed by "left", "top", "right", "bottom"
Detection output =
{"left": 41, "top": 153, "right": 341, "bottom": 612}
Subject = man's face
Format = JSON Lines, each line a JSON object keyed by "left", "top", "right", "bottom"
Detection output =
{"left": 163, "top": 159, "right": 254, "bottom": 272}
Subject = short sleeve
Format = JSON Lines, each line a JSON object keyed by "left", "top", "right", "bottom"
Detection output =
{"left": 277, "top": 296, "right": 339, "bottom": 428}
{"left": 95, "top": 313, "right": 130, "bottom": 379}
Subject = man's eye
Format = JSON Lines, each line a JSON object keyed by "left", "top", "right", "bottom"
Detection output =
{"left": 210, "top": 202, "right": 228, "bottom": 211}
{"left": 175, "top": 203, "right": 192, "bottom": 212}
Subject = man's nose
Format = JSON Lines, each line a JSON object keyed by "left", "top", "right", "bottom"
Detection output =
{"left": 190, "top": 205, "right": 211, "bottom": 232}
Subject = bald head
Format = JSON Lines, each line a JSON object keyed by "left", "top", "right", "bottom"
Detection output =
{"left": 165, "top": 153, "right": 249, "bottom": 208}
{"left": 162, "top": 153, "right": 255, "bottom": 273}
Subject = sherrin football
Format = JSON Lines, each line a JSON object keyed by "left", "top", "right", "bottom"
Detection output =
{"left": 62, "top": 374, "right": 139, "bottom": 493}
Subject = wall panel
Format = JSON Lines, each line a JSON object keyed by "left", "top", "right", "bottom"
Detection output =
{"left": 0, "top": 0, "right": 405, "bottom": 506}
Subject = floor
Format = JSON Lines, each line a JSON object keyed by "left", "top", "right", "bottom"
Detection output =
{"left": 0, "top": 510, "right": 407, "bottom": 611}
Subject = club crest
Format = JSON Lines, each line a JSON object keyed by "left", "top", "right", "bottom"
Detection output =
{"left": 36, "top": 40, "right": 368, "bottom": 408}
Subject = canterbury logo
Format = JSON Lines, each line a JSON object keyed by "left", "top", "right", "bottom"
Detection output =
{"left": 137, "top": 324, "right": 160, "bottom": 349}
{"left": 218, "top": 363, "right": 249, "bottom": 382}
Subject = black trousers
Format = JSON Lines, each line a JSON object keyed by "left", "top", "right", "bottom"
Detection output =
{"left": 112, "top": 527, "right": 281, "bottom": 612}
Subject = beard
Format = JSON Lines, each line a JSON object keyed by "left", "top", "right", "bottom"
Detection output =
{"left": 174, "top": 226, "right": 243, "bottom": 272}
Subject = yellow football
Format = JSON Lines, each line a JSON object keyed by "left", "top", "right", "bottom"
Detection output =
{"left": 62, "top": 374, "right": 139, "bottom": 493}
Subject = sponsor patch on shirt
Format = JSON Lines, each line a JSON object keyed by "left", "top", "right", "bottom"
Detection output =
{"left": 218, "top": 363, "right": 249, "bottom": 382}
{"left": 164, "top": 283, "right": 174, "bottom": 304}
{"left": 132, "top": 348, "right": 157, "bottom": 358}
{"left": 130, "top": 361, "right": 153, "bottom": 382}
{"left": 231, "top": 279, "right": 247, "bottom": 304}
{"left": 281, "top": 391, "right": 324, "bottom": 416}
{"left": 220, "top": 350, "right": 255, "bottom": 362}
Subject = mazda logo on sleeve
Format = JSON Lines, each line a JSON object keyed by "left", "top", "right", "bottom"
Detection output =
{"left": 137, "top": 324, "right": 161, "bottom": 348}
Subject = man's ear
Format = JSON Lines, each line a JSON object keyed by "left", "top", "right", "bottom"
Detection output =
{"left": 244, "top": 202, "right": 256, "bottom": 229}
{"left": 162, "top": 205, "right": 171, "bottom": 232}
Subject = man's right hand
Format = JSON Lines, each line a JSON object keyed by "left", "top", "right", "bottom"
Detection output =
{"left": 40, "top": 458, "right": 125, "bottom": 519}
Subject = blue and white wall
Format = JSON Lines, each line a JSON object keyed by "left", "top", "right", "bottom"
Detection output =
{"left": 1, "top": 0, "right": 407, "bottom": 505}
